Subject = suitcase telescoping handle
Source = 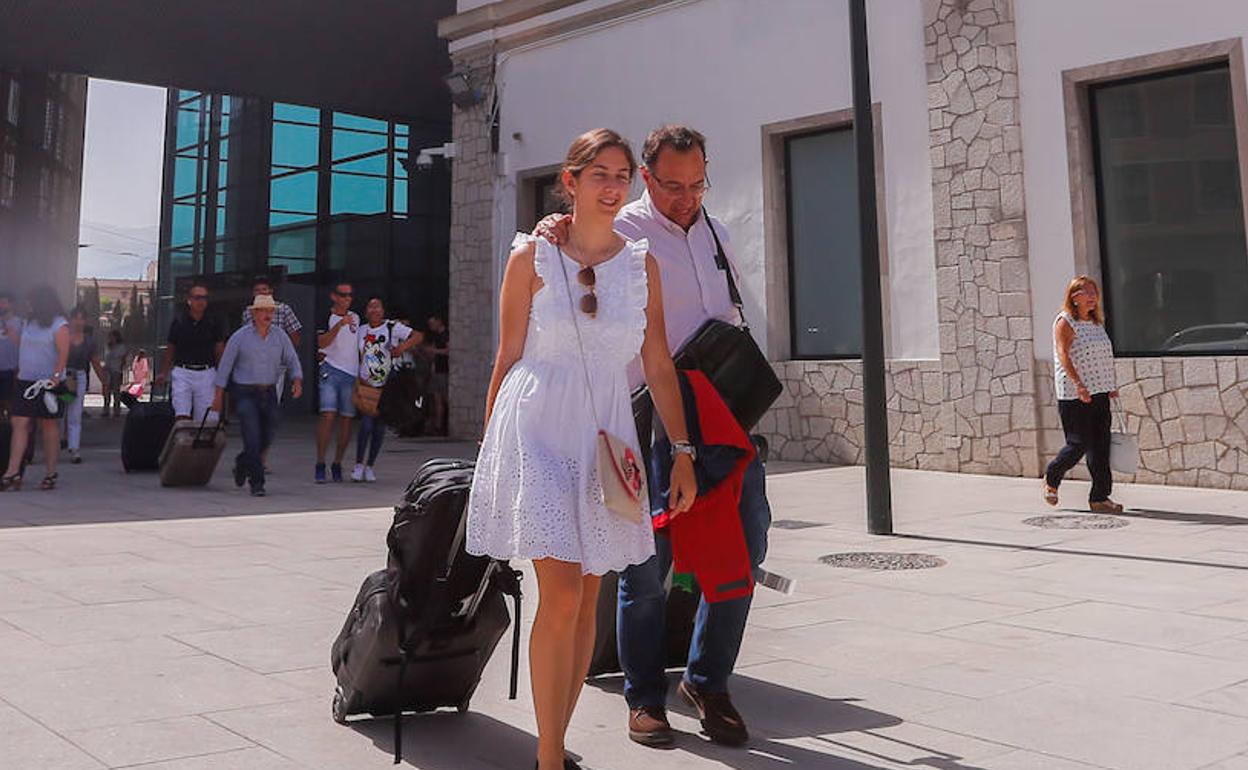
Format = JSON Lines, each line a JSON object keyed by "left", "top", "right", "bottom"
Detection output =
{"left": 191, "top": 408, "right": 226, "bottom": 449}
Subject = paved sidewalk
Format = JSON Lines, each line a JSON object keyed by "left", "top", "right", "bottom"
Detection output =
{"left": 3, "top": 416, "right": 1248, "bottom": 769}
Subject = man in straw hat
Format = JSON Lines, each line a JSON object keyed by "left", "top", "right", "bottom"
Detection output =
{"left": 212, "top": 294, "right": 303, "bottom": 496}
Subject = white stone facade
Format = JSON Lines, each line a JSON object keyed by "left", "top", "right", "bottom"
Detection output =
{"left": 442, "top": 0, "right": 1248, "bottom": 493}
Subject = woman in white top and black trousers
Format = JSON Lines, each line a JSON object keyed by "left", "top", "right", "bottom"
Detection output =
{"left": 1044, "top": 275, "right": 1124, "bottom": 513}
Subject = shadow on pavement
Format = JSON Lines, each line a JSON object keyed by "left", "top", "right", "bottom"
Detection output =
{"left": 350, "top": 709, "right": 537, "bottom": 769}
{"left": 584, "top": 673, "right": 994, "bottom": 769}
{"left": 1119, "top": 508, "right": 1248, "bottom": 527}
{"left": 900, "top": 532, "right": 1248, "bottom": 572}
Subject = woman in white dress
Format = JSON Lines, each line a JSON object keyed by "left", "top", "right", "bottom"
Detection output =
{"left": 467, "top": 128, "right": 696, "bottom": 770}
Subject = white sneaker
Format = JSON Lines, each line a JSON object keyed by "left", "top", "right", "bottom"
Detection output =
{"left": 364, "top": 465, "right": 377, "bottom": 483}
{"left": 350, "top": 463, "right": 365, "bottom": 482}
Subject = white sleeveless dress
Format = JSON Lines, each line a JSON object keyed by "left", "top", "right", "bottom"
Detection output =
{"left": 466, "top": 237, "right": 655, "bottom": 576}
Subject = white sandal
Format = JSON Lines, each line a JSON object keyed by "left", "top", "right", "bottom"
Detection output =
{"left": 1043, "top": 484, "right": 1059, "bottom": 507}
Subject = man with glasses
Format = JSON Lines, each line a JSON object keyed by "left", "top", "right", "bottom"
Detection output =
{"left": 313, "top": 282, "right": 359, "bottom": 483}
{"left": 157, "top": 281, "right": 225, "bottom": 423}
{"left": 536, "top": 125, "right": 771, "bottom": 749}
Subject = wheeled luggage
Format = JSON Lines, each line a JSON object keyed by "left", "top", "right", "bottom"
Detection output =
{"left": 379, "top": 365, "right": 430, "bottom": 437}
{"left": 587, "top": 568, "right": 699, "bottom": 677}
{"left": 121, "top": 392, "right": 175, "bottom": 472}
{"left": 330, "top": 458, "right": 522, "bottom": 763}
{"left": 158, "top": 413, "right": 227, "bottom": 487}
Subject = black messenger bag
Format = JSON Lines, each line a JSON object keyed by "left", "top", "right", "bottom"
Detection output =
{"left": 633, "top": 207, "right": 782, "bottom": 436}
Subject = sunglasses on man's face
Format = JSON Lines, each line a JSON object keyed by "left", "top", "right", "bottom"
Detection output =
{"left": 189, "top": 294, "right": 208, "bottom": 301}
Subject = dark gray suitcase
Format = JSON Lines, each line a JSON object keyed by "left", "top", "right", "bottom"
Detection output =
{"left": 158, "top": 414, "right": 226, "bottom": 487}
{"left": 330, "top": 458, "right": 522, "bottom": 763}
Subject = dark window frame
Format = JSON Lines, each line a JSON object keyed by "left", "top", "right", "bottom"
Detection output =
{"left": 1088, "top": 60, "right": 1248, "bottom": 357}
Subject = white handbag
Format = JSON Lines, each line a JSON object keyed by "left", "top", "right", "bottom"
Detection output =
{"left": 1109, "top": 400, "right": 1138, "bottom": 475}
{"left": 557, "top": 247, "right": 647, "bottom": 523}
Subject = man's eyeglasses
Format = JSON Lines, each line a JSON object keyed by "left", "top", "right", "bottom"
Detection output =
{"left": 189, "top": 294, "right": 208, "bottom": 301}
{"left": 647, "top": 170, "right": 711, "bottom": 199}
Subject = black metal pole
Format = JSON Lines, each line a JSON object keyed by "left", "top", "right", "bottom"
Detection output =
{"left": 849, "top": 0, "right": 893, "bottom": 535}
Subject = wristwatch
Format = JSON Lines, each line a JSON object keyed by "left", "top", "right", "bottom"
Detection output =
{"left": 671, "top": 441, "right": 697, "bottom": 462}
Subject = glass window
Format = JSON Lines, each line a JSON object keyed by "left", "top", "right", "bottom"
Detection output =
{"left": 270, "top": 170, "right": 318, "bottom": 221}
{"left": 170, "top": 202, "right": 198, "bottom": 246}
{"left": 0, "top": 148, "right": 15, "bottom": 208}
{"left": 332, "top": 129, "right": 386, "bottom": 162}
{"left": 1091, "top": 63, "right": 1248, "bottom": 355}
{"left": 176, "top": 100, "right": 205, "bottom": 149}
{"left": 393, "top": 178, "right": 408, "bottom": 216}
{"left": 273, "top": 103, "right": 319, "bottom": 126}
{"left": 271, "top": 122, "right": 319, "bottom": 169}
{"left": 333, "top": 112, "right": 388, "bottom": 133}
{"left": 173, "top": 156, "right": 201, "bottom": 198}
{"left": 785, "top": 127, "right": 862, "bottom": 358}
{"left": 331, "top": 172, "right": 386, "bottom": 215}
{"left": 269, "top": 226, "right": 317, "bottom": 275}
{"left": 42, "top": 98, "right": 55, "bottom": 150}
{"left": 333, "top": 154, "right": 387, "bottom": 176}
{"left": 6, "top": 79, "right": 19, "bottom": 125}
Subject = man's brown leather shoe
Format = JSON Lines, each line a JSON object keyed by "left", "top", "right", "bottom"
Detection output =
{"left": 678, "top": 679, "right": 748, "bottom": 746}
{"left": 628, "top": 705, "right": 674, "bottom": 747}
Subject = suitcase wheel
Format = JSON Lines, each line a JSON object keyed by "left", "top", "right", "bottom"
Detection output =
{"left": 332, "top": 687, "right": 349, "bottom": 724}
{"left": 457, "top": 698, "right": 470, "bottom": 714}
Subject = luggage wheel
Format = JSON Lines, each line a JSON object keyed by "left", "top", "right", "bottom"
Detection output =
{"left": 456, "top": 698, "right": 470, "bottom": 714}
{"left": 331, "top": 687, "right": 349, "bottom": 724}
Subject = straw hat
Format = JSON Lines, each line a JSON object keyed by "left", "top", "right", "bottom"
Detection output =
{"left": 248, "top": 294, "right": 278, "bottom": 311}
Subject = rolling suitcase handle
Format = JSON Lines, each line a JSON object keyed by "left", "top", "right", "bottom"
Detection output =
{"left": 190, "top": 409, "right": 227, "bottom": 449}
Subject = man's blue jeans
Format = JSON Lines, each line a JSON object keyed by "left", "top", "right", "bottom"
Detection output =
{"left": 617, "top": 453, "right": 771, "bottom": 708}
{"left": 233, "top": 385, "right": 278, "bottom": 491}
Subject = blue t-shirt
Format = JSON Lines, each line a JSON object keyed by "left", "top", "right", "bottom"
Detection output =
{"left": 17, "top": 316, "right": 67, "bottom": 380}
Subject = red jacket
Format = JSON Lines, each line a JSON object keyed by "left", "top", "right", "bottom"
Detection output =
{"left": 651, "top": 370, "right": 755, "bottom": 603}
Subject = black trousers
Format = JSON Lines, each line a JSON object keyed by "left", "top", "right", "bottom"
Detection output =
{"left": 1045, "top": 393, "right": 1112, "bottom": 503}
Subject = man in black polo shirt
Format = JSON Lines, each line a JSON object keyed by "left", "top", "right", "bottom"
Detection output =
{"left": 157, "top": 281, "right": 225, "bottom": 422}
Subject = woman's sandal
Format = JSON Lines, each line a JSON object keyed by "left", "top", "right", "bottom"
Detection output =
{"left": 39, "top": 473, "right": 57, "bottom": 491}
{"left": 0, "top": 473, "right": 21, "bottom": 492}
{"left": 1043, "top": 483, "right": 1059, "bottom": 507}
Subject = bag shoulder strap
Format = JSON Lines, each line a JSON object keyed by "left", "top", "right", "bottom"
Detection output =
{"left": 556, "top": 247, "right": 605, "bottom": 432}
{"left": 702, "top": 206, "right": 748, "bottom": 330}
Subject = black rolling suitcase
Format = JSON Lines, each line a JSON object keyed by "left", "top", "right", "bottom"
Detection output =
{"left": 330, "top": 458, "right": 522, "bottom": 763}
{"left": 587, "top": 566, "right": 699, "bottom": 678}
{"left": 378, "top": 364, "right": 430, "bottom": 437}
{"left": 121, "top": 390, "right": 175, "bottom": 472}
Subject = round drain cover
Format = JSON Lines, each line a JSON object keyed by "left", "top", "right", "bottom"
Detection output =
{"left": 1022, "top": 514, "right": 1128, "bottom": 530}
{"left": 818, "top": 552, "right": 946, "bottom": 570}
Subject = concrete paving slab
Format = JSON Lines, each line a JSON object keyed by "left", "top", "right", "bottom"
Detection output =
{"left": 1, "top": 418, "right": 1248, "bottom": 768}
{"left": 0, "top": 701, "right": 105, "bottom": 769}
{"left": 63, "top": 715, "right": 256, "bottom": 768}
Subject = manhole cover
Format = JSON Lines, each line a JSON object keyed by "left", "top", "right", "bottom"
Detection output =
{"left": 818, "top": 552, "right": 947, "bottom": 570}
{"left": 1023, "top": 514, "right": 1129, "bottom": 530}
{"left": 772, "top": 519, "right": 825, "bottom": 530}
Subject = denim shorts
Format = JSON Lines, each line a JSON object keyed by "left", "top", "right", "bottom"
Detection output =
{"left": 319, "top": 363, "right": 357, "bottom": 416}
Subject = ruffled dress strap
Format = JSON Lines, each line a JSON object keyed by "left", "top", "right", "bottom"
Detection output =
{"left": 627, "top": 237, "right": 650, "bottom": 316}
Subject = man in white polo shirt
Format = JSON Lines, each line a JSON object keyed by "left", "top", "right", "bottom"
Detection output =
{"left": 314, "top": 282, "right": 359, "bottom": 483}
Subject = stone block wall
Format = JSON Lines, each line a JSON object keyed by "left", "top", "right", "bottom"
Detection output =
{"left": 759, "top": 361, "right": 946, "bottom": 469}
{"left": 925, "top": 0, "right": 1041, "bottom": 479}
{"left": 1036, "top": 358, "right": 1248, "bottom": 491}
{"left": 446, "top": 50, "right": 498, "bottom": 440}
